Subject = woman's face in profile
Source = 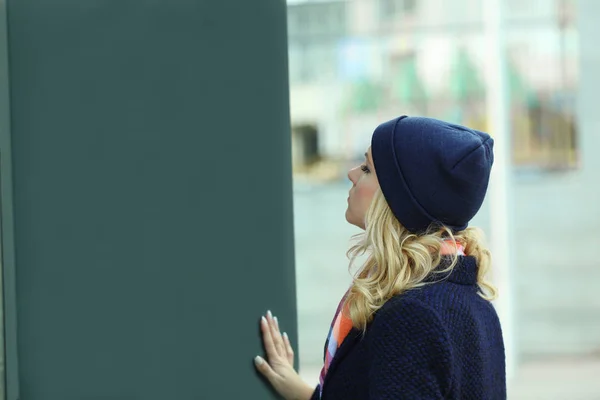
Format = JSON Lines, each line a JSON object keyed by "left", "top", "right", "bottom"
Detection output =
{"left": 346, "top": 146, "right": 380, "bottom": 230}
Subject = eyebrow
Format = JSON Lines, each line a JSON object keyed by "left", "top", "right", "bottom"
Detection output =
{"left": 365, "top": 152, "right": 372, "bottom": 166}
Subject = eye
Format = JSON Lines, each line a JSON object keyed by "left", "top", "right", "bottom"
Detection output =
{"left": 360, "top": 164, "right": 370, "bottom": 174}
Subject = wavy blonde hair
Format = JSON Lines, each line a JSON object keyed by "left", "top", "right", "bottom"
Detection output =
{"left": 345, "top": 189, "right": 497, "bottom": 332}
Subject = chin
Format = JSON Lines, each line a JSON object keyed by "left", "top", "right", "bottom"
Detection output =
{"left": 345, "top": 209, "right": 362, "bottom": 229}
{"left": 345, "top": 208, "right": 354, "bottom": 224}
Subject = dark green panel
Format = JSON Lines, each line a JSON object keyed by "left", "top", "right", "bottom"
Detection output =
{"left": 1, "top": 0, "right": 19, "bottom": 399}
{"left": 6, "top": 0, "right": 295, "bottom": 399}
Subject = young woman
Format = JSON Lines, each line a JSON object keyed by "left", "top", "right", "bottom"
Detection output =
{"left": 254, "top": 115, "right": 506, "bottom": 399}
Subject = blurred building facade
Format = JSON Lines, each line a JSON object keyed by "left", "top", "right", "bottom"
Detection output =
{"left": 288, "top": 0, "right": 578, "bottom": 171}
{"left": 288, "top": 0, "right": 600, "bottom": 363}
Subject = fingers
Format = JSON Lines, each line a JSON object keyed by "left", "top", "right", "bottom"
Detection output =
{"left": 254, "top": 355, "right": 278, "bottom": 383}
{"left": 260, "top": 315, "right": 278, "bottom": 360}
{"left": 259, "top": 310, "right": 295, "bottom": 365}
{"left": 267, "top": 311, "right": 286, "bottom": 357}
{"left": 282, "top": 331, "right": 294, "bottom": 365}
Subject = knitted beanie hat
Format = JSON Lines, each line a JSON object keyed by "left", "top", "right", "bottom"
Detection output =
{"left": 371, "top": 115, "right": 494, "bottom": 233}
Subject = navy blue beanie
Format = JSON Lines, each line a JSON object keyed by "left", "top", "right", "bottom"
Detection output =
{"left": 371, "top": 115, "right": 494, "bottom": 233}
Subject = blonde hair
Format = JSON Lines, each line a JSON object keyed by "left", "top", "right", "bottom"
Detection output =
{"left": 345, "top": 189, "right": 497, "bottom": 332}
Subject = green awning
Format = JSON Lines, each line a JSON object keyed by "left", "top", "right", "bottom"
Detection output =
{"left": 449, "top": 49, "right": 485, "bottom": 101}
{"left": 345, "top": 79, "right": 384, "bottom": 112}
{"left": 392, "top": 56, "right": 427, "bottom": 103}
{"left": 508, "top": 61, "right": 538, "bottom": 106}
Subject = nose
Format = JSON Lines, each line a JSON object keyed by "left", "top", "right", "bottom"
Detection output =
{"left": 347, "top": 166, "right": 358, "bottom": 185}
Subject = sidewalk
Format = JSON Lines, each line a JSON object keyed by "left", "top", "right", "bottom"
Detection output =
{"left": 509, "top": 357, "right": 600, "bottom": 400}
{"left": 293, "top": 181, "right": 600, "bottom": 399}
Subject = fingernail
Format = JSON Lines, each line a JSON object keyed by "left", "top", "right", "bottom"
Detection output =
{"left": 283, "top": 332, "right": 288, "bottom": 339}
{"left": 261, "top": 316, "right": 267, "bottom": 325}
{"left": 267, "top": 310, "right": 273, "bottom": 319}
{"left": 274, "top": 316, "right": 278, "bottom": 325}
{"left": 254, "top": 356, "right": 264, "bottom": 365}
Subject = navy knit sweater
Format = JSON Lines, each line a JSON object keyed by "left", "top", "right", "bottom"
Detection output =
{"left": 310, "top": 256, "right": 506, "bottom": 399}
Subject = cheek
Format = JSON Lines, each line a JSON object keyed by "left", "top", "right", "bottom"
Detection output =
{"left": 355, "top": 179, "right": 378, "bottom": 205}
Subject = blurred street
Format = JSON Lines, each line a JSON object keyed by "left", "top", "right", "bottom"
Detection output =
{"left": 293, "top": 180, "right": 600, "bottom": 399}
{"left": 288, "top": 1, "right": 600, "bottom": 397}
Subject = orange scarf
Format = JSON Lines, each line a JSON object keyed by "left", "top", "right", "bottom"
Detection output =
{"left": 318, "top": 241, "right": 465, "bottom": 393}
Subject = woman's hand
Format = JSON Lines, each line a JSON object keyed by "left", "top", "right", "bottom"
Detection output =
{"left": 254, "top": 310, "right": 315, "bottom": 400}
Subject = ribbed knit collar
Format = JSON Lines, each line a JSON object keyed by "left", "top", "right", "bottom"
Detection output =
{"left": 426, "top": 255, "right": 478, "bottom": 285}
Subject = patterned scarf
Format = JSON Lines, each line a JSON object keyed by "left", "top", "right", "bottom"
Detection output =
{"left": 318, "top": 241, "right": 465, "bottom": 394}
